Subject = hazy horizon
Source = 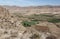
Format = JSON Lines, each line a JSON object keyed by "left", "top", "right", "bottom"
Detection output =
{"left": 0, "top": 0, "right": 60, "bottom": 6}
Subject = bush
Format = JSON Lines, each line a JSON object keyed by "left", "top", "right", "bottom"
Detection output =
{"left": 21, "top": 20, "right": 39, "bottom": 27}
{"left": 21, "top": 21, "right": 31, "bottom": 27}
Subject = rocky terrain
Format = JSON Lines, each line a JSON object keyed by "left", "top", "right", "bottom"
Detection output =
{"left": 2, "top": 5, "right": 60, "bottom": 15}
{"left": 0, "top": 6, "right": 60, "bottom": 39}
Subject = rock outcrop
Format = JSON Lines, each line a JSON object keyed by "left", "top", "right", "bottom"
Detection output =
{"left": 0, "top": 6, "right": 9, "bottom": 18}
{"left": 0, "top": 6, "right": 27, "bottom": 39}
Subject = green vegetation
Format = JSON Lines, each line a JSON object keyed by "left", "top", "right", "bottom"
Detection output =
{"left": 21, "top": 21, "right": 31, "bottom": 27}
{"left": 48, "top": 18, "right": 60, "bottom": 23}
{"left": 21, "top": 20, "right": 39, "bottom": 27}
{"left": 27, "top": 14, "right": 60, "bottom": 23}
{"left": 15, "top": 13, "right": 60, "bottom": 27}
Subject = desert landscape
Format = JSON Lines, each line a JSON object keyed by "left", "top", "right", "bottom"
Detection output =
{"left": 0, "top": 5, "right": 60, "bottom": 39}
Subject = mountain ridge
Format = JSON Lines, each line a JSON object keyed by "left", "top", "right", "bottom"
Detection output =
{"left": 1, "top": 5, "right": 60, "bottom": 15}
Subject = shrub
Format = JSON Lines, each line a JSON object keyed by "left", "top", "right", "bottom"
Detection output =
{"left": 21, "top": 21, "right": 31, "bottom": 27}
{"left": 21, "top": 20, "right": 39, "bottom": 27}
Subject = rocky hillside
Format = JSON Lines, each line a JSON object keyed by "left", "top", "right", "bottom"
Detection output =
{"left": 0, "top": 6, "right": 60, "bottom": 39}
{"left": 2, "top": 5, "right": 60, "bottom": 15}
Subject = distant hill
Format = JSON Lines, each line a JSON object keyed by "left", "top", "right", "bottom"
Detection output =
{"left": 1, "top": 5, "right": 60, "bottom": 15}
